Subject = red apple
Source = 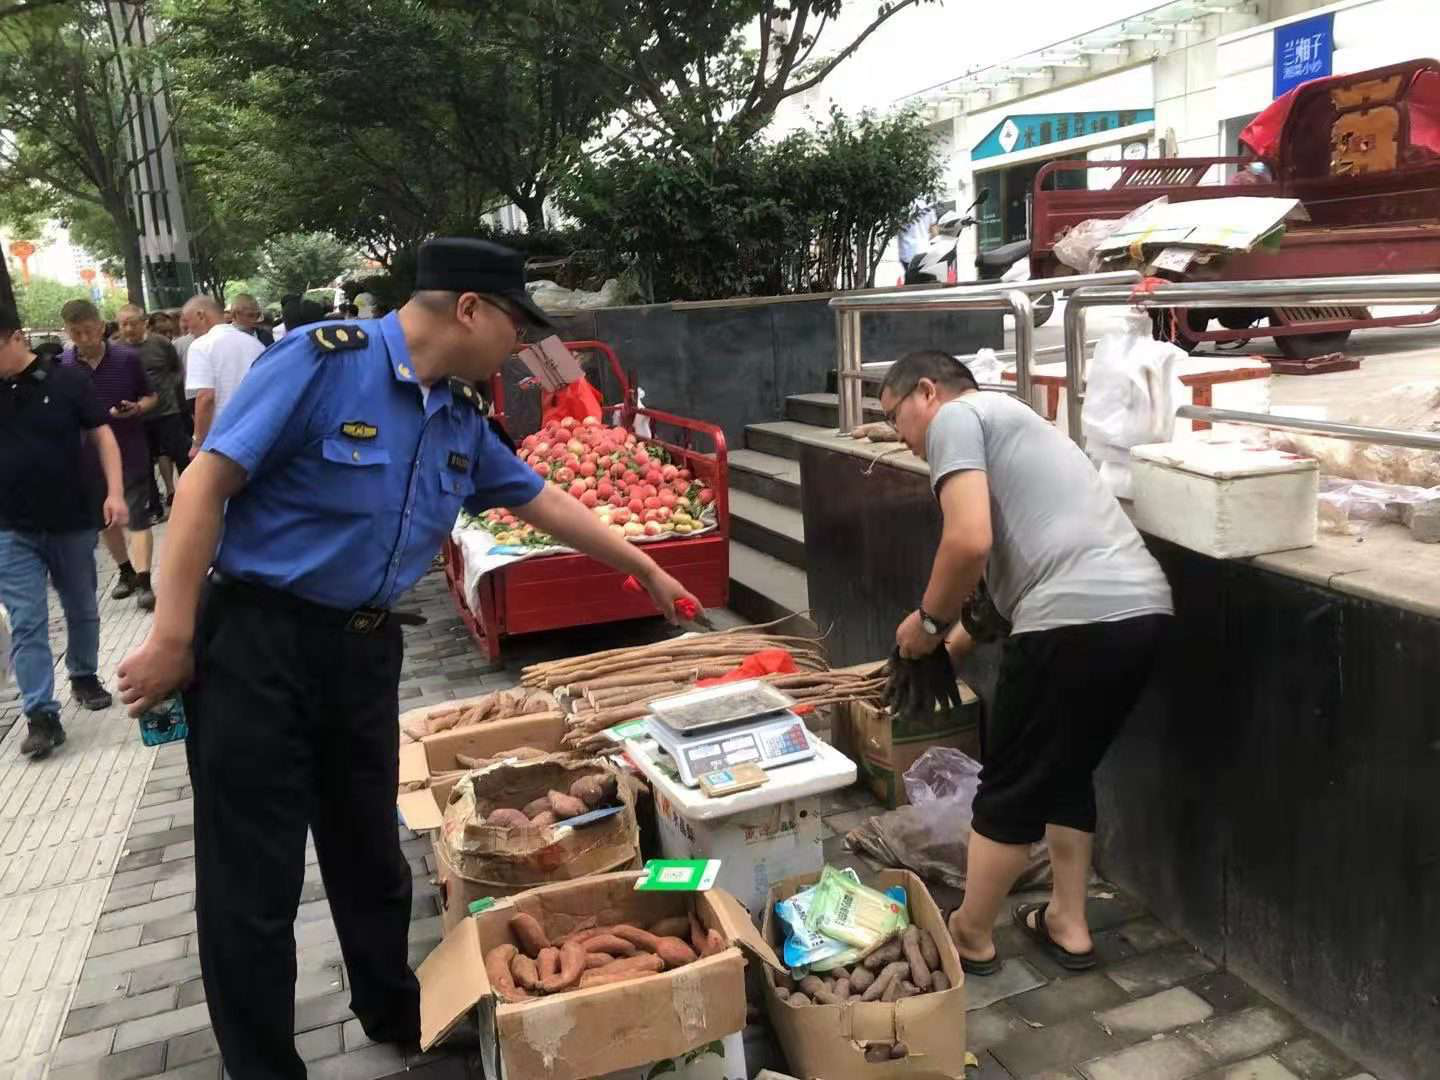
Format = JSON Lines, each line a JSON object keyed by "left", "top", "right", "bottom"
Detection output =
{"left": 579, "top": 461, "right": 597, "bottom": 478}
{"left": 580, "top": 490, "right": 599, "bottom": 508}
{"left": 697, "top": 488, "right": 715, "bottom": 506}
{"left": 596, "top": 480, "right": 614, "bottom": 500}
{"left": 627, "top": 498, "right": 644, "bottom": 515}
{"left": 644, "top": 495, "right": 661, "bottom": 510}
{"left": 568, "top": 481, "right": 586, "bottom": 499}
{"left": 613, "top": 509, "right": 631, "bottom": 525}
{"left": 533, "top": 462, "right": 550, "bottom": 478}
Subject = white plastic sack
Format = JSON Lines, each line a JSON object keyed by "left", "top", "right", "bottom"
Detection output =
{"left": 1054, "top": 196, "right": 1169, "bottom": 273}
{"left": 1082, "top": 312, "right": 1186, "bottom": 499}
{"left": 966, "top": 348, "right": 1006, "bottom": 387}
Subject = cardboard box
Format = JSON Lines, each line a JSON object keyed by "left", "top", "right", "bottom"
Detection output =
{"left": 418, "top": 871, "right": 784, "bottom": 1080}
{"left": 398, "top": 707, "right": 570, "bottom": 818}
{"left": 426, "top": 758, "right": 643, "bottom": 931}
{"left": 839, "top": 688, "right": 980, "bottom": 809}
{"left": 760, "top": 870, "right": 968, "bottom": 1079}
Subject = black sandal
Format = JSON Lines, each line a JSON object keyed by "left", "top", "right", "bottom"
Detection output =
{"left": 944, "top": 908, "right": 1003, "bottom": 977}
{"left": 1013, "top": 901, "right": 1097, "bottom": 971}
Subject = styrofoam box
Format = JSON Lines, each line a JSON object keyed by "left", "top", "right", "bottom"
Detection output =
{"left": 653, "top": 790, "right": 825, "bottom": 921}
{"left": 1131, "top": 439, "right": 1318, "bottom": 558}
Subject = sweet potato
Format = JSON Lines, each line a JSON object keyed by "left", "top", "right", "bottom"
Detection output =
{"left": 510, "top": 953, "right": 541, "bottom": 991}
{"left": 918, "top": 927, "right": 941, "bottom": 970}
{"left": 901, "top": 925, "right": 932, "bottom": 991}
{"left": 485, "top": 808, "right": 531, "bottom": 829}
{"left": 585, "top": 952, "right": 615, "bottom": 970}
{"left": 787, "top": 992, "right": 811, "bottom": 1007}
{"left": 522, "top": 795, "right": 553, "bottom": 818}
{"left": 849, "top": 966, "right": 875, "bottom": 994}
{"left": 484, "top": 945, "right": 529, "bottom": 1001}
{"left": 862, "top": 939, "right": 903, "bottom": 971}
{"left": 890, "top": 1043, "right": 909, "bottom": 1059}
{"left": 654, "top": 937, "right": 699, "bottom": 969}
{"left": 773, "top": 986, "right": 791, "bottom": 1002}
{"left": 860, "top": 961, "right": 909, "bottom": 1002}
{"left": 833, "top": 976, "right": 851, "bottom": 1001}
{"left": 648, "top": 916, "right": 691, "bottom": 939}
{"left": 703, "top": 928, "right": 725, "bottom": 957}
{"left": 547, "top": 789, "right": 587, "bottom": 819}
{"left": 578, "top": 961, "right": 663, "bottom": 989}
{"left": 538, "top": 947, "right": 560, "bottom": 982}
{"left": 586, "top": 952, "right": 664, "bottom": 977}
{"left": 529, "top": 810, "right": 558, "bottom": 827}
{"left": 864, "top": 1045, "right": 891, "bottom": 1063}
{"left": 510, "top": 913, "right": 550, "bottom": 958}
{"left": 688, "top": 913, "right": 707, "bottom": 957}
{"left": 799, "top": 975, "right": 842, "bottom": 1005}
{"left": 556, "top": 922, "right": 607, "bottom": 946}
{"left": 540, "top": 941, "right": 586, "bottom": 992}
{"left": 884, "top": 978, "right": 919, "bottom": 1003}
{"left": 931, "top": 971, "right": 951, "bottom": 992}
{"left": 609, "top": 925, "right": 662, "bottom": 952}
{"left": 569, "top": 775, "right": 614, "bottom": 809}
{"left": 581, "top": 934, "right": 638, "bottom": 957}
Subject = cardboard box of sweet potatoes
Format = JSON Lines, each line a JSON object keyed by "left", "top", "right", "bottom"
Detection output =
{"left": 760, "top": 869, "right": 968, "bottom": 1078}
{"left": 418, "top": 870, "right": 783, "bottom": 1080}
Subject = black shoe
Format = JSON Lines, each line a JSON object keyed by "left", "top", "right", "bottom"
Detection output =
{"left": 20, "top": 712, "right": 65, "bottom": 759}
{"left": 71, "top": 675, "right": 113, "bottom": 711}
{"left": 112, "top": 569, "right": 137, "bottom": 599}
{"left": 135, "top": 585, "right": 156, "bottom": 612}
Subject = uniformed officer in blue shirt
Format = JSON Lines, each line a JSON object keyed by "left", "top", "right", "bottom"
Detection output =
{"left": 117, "top": 238, "right": 698, "bottom": 1078}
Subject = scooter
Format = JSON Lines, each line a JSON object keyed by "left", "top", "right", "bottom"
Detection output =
{"left": 904, "top": 190, "right": 1055, "bottom": 327}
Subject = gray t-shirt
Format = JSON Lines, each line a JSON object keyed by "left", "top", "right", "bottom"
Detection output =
{"left": 927, "top": 392, "right": 1173, "bottom": 634}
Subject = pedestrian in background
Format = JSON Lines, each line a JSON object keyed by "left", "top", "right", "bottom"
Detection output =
{"left": 0, "top": 303, "right": 129, "bottom": 758}
{"left": 118, "top": 238, "right": 701, "bottom": 1078}
{"left": 61, "top": 299, "right": 160, "bottom": 611}
{"left": 182, "top": 295, "right": 264, "bottom": 458}
{"left": 118, "top": 304, "right": 190, "bottom": 517}
{"left": 228, "top": 292, "right": 273, "bottom": 346}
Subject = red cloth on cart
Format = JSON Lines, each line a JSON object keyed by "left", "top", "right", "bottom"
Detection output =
{"left": 542, "top": 377, "right": 604, "bottom": 425}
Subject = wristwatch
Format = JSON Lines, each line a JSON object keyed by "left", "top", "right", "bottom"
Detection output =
{"left": 919, "top": 608, "right": 954, "bottom": 637}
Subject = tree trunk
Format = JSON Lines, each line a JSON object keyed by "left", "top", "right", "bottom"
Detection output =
{"left": 515, "top": 190, "right": 547, "bottom": 233}
{"left": 0, "top": 258, "right": 15, "bottom": 314}
{"left": 107, "top": 198, "right": 145, "bottom": 304}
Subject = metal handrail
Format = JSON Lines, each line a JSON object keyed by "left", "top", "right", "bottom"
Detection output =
{"left": 1064, "top": 273, "right": 1440, "bottom": 444}
{"left": 829, "top": 270, "right": 1140, "bottom": 430}
{"left": 1177, "top": 405, "right": 1440, "bottom": 452}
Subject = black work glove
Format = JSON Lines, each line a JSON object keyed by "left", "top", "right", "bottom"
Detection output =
{"left": 884, "top": 645, "right": 965, "bottom": 720}
{"left": 960, "top": 579, "right": 1012, "bottom": 644}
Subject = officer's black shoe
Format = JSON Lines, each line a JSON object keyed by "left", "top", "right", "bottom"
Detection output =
{"left": 20, "top": 712, "right": 65, "bottom": 759}
{"left": 71, "top": 675, "right": 113, "bottom": 711}
{"left": 135, "top": 585, "right": 156, "bottom": 612}
{"left": 111, "top": 568, "right": 138, "bottom": 599}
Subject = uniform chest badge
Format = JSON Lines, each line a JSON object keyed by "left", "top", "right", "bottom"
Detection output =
{"left": 447, "top": 452, "right": 470, "bottom": 472}
{"left": 341, "top": 421, "right": 378, "bottom": 439}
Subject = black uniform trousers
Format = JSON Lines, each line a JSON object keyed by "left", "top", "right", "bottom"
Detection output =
{"left": 185, "top": 582, "right": 419, "bottom": 1079}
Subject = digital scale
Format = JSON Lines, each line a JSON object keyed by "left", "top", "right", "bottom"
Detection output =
{"left": 644, "top": 679, "right": 817, "bottom": 788}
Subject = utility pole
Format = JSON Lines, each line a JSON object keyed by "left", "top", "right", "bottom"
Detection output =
{"left": 103, "top": 0, "right": 195, "bottom": 308}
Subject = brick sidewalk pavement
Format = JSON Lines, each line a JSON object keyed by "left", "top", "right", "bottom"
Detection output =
{"left": 0, "top": 560, "right": 159, "bottom": 1077}
{"left": 9, "top": 563, "right": 1385, "bottom": 1080}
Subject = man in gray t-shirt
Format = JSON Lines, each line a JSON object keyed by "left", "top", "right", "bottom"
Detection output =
{"left": 879, "top": 350, "right": 1172, "bottom": 979}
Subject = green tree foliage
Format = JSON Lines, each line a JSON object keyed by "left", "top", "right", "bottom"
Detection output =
{"left": 15, "top": 274, "right": 129, "bottom": 328}
{"left": 561, "top": 106, "right": 942, "bottom": 301}
{"left": 254, "top": 233, "right": 359, "bottom": 300}
{"left": 0, "top": 1, "right": 168, "bottom": 302}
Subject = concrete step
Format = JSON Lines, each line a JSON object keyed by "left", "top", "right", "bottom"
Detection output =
{"left": 743, "top": 420, "right": 829, "bottom": 461}
{"left": 727, "top": 541, "right": 816, "bottom": 635}
{"left": 729, "top": 489, "right": 806, "bottom": 569}
{"left": 785, "top": 391, "right": 885, "bottom": 430}
{"left": 728, "top": 448, "right": 802, "bottom": 511}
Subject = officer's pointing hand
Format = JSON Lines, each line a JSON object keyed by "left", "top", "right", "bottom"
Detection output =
{"left": 118, "top": 633, "right": 195, "bottom": 717}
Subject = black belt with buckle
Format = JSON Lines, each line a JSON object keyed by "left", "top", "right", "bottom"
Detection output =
{"left": 209, "top": 571, "right": 427, "bottom": 634}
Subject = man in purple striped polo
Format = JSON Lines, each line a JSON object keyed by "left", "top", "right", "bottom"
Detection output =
{"left": 60, "top": 299, "right": 160, "bottom": 610}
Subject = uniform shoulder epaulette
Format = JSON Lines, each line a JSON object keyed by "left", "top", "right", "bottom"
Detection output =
{"left": 448, "top": 376, "right": 485, "bottom": 413}
{"left": 309, "top": 324, "right": 369, "bottom": 352}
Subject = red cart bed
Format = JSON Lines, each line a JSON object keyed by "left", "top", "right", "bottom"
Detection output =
{"left": 444, "top": 340, "right": 729, "bottom": 664}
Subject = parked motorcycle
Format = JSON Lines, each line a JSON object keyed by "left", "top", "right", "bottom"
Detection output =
{"left": 904, "top": 190, "right": 1055, "bottom": 327}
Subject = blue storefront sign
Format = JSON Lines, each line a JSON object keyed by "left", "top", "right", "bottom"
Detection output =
{"left": 1274, "top": 12, "right": 1334, "bottom": 98}
{"left": 972, "top": 109, "right": 1154, "bottom": 161}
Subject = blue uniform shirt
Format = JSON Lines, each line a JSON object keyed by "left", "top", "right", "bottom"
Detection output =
{"left": 205, "top": 313, "right": 544, "bottom": 609}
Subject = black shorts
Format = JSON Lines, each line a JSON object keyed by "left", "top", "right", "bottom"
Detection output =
{"left": 971, "top": 613, "right": 1170, "bottom": 845}
{"left": 122, "top": 472, "right": 155, "bottom": 531}
{"left": 145, "top": 412, "right": 191, "bottom": 467}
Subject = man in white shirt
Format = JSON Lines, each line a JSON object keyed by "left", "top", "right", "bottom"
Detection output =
{"left": 182, "top": 296, "right": 264, "bottom": 459}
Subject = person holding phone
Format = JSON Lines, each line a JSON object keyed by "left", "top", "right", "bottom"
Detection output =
{"left": 60, "top": 299, "right": 160, "bottom": 610}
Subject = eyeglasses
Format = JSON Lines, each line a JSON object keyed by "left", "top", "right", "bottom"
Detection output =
{"left": 883, "top": 385, "right": 919, "bottom": 428}
{"left": 477, "top": 295, "right": 529, "bottom": 344}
